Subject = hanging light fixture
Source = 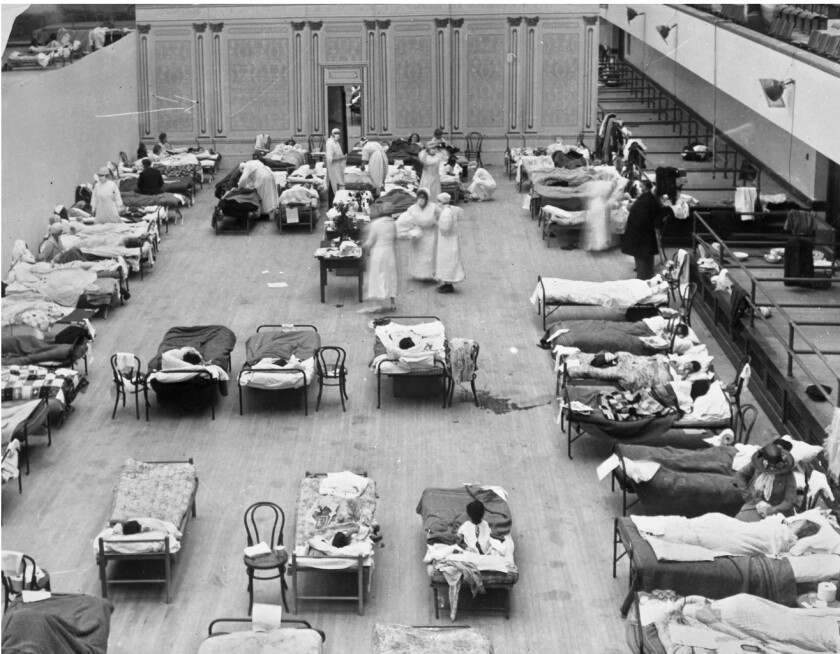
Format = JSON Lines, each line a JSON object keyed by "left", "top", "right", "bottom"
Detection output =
{"left": 656, "top": 24, "right": 677, "bottom": 41}
{"left": 759, "top": 78, "right": 795, "bottom": 107}
{"left": 627, "top": 7, "right": 645, "bottom": 23}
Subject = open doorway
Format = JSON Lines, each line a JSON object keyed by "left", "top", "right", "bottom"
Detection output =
{"left": 326, "top": 84, "right": 362, "bottom": 153}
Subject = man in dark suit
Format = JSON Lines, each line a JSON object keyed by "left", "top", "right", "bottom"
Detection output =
{"left": 620, "top": 179, "right": 663, "bottom": 280}
{"left": 136, "top": 158, "right": 164, "bottom": 195}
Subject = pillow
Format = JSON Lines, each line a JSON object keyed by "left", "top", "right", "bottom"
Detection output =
{"left": 781, "top": 435, "right": 823, "bottom": 464}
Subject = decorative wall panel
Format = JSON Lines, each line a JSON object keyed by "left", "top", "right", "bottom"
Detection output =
{"left": 541, "top": 33, "right": 580, "bottom": 127}
{"left": 153, "top": 41, "right": 194, "bottom": 133}
{"left": 394, "top": 36, "right": 432, "bottom": 129}
{"left": 226, "top": 38, "right": 290, "bottom": 132}
{"left": 325, "top": 37, "right": 363, "bottom": 62}
{"left": 466, "top": 33, "right": 505, "bottom": 128}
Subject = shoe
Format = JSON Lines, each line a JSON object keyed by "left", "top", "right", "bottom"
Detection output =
{"left": 437, "top": 284, "right": 454, "bottom": 294}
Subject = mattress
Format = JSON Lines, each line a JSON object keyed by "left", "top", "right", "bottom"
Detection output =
{"left": 532, "top": 277, "right": 665, "bottom": 309}
{"left": 198, "top": 629, "right": 324, "bottom": 654}
{"left": 108, "top": 459, "right": 197, "bottom": 527}
{"left": 615, "top": 517, "right": 797, "bottom": 606}
{"left": 417, "top": 486, "right": 519, "bottom": 586}
{"left": 627, "top": 591, "right": 840, "bottom": 654}
{"left": 240, "top": 329, "right": 321, "bottom": 390}
{"left": 294, "top": 474, "right": 377, "bottom": 569}
{"left": 149, "top": 325, "right": 236, "bottom": 372}
{"left": 565, "top": 352, "right": 672, "bottom": 393}
{"left": 614, "top": 444, "right": 744, "bottom": 517}
{"left": 1, "top": 365, "right": 82, "bottom": 408}
{"left": 372, "top": 319, "right": 447, "bottom": 375}
{"left": 1, "top": 594, "right": 113, "bottom": 654}
{"left": 373, "top": 624, "right": 493, "bottom": 654}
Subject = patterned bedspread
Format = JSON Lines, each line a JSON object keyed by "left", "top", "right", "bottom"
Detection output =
{"left": 1, "top": 366, "right": 81, "bottom": 407}
{"left": 373, "top": 624, "right": 493, "bottom": 654}
{"left": 109, "top": 459, "right": 197, "bottom": 527}
{"left": 294, "top": 475, "right": 377, "bottom": 558}
{"left": 567, "top": 352, "right": 672, "bottom": 393}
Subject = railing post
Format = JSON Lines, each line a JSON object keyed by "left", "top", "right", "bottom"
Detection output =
{"left": 787, "top": 324, "right": 794, "bottom": 377}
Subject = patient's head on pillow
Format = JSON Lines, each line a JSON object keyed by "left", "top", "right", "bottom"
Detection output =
{"left": 398, "top": 337, "right": 415, "bottom": 350}
{"left": 677, "top": 360, "right": 701, "bottom": 377}
{"left": 271, "top": 357, "right": 289, "bottom": 367}
{"left": 791, "top": 520, "right": 821, "bottom": 540}
{"left": 182, "top": 350, "right": 202, "bottom": 365}
{"left": 331, "top": 532, "right": 350, "bottom": 548}
{"left": 466, "top": 499, "right": 486, "bottom": 525}
{"left": 123, "top": 520, "right": 143, "bottom": 535}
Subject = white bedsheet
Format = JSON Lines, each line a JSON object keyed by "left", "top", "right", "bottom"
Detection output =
{"left": 530, "top": 277, "right": 664, "bottom": 309}
{"left": 94, "top": 517, "right": 181, "bottom": 554}
{"left": 239, "top": 356, "right": 314, "bottom": 389}
{"left": 372, "top": 320, "right": 446, "bottom": 373}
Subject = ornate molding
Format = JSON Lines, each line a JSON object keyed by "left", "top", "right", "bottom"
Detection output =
{"left": 137, "top": 23, "right": 151, "bottom": 34}
{"left": 291, "top": 21, "right": 307, "bottom": 31}
{"left": 507, "top": 17, "right": 523, "bottom": 26}
{"left": 363, "top": 20, "right": 377, "bottom": 31}
{"left": 435, "top": 18, "right": 450, "bottom": 28}
{"left": 525, "top": 17, "right": 540, "bottom": 27}
{"left": 583, "top": 15, "right": 598, "bottom": 25}
{"left": 193, "top": 22, "right": 207, "bottom": 32}
{"left": 209, "top": 22, "right": 224, "bottom": 33}
{"left": 308, "top": 21, "right": 323, "bottom": 31}
{"left": 376, "top": 20, "right": 391, "bottom": 29}
{"left": 451, "top": 18, "right": 464, "bottom": 29}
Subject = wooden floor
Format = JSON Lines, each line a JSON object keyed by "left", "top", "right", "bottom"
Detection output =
{"left": 2, "top": 166, "right": 776, "bottom": 653}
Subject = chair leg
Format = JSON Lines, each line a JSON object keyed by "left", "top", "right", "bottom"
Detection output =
{"left": 239, "top": 384, "right": 244, "bottom": 416}
{"left": 303, "top": 386, "right": 308, "bottom": 416}
{"left": 144, "top": 386, "right": 150, "bottom": 422}
{"left": 134, "top": 389, "right": 140, "bottom": 420}
{"left": 315, "top": 380, "right": 323, "bottom": 412}
{"left": 339, "top": 377, "right": 346, "bottom": 412}
{"left": 247, "top": 571, "right": 254, "bottom": 615}
{"left": 471, "top": 379, "right": 478, "bottom": 407}
{"left": 279, "top": 566, "right": 290, "bottom": 612}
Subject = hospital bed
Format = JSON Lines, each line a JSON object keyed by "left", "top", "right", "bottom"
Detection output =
{"left": 148, "top": 325, "right": 236, "bottom": 420}
{"left": 0, "top": 398, "right": 50, "bottom": 475}
{"left": 1, "top": 365, "right": 84, "bottom": 429}
{"left": 198, "top": 617, "right": 325, "bottom": 654}
{"left": 611, "top": 515, "right": 840, "bottom": 617}
{"left": 370, "top": 316, "right": 451, "bottom": 409}
{"left": 532, "top": 275, "right": 670, "bottom": 330}
{"left": 2, "top": 320, "right": 92, "bottom": 374}
{"left": 212, "top": 188, "right": 261, "bottom": 235}
{"left": 626, "top": 591, "right": 840, "bottom": 654}
{"left": 95, "top": 458, "right": 198, "bottom": 604}
{"left": 561, "top": 379, "right": 734, "bottom": 459}
{"left": 1, "top": 594, "right": 113, "bottom": 654}
{"left": 238, "top": 324, "right": 320, "bottom": 416}
{"left": 416, "top": 485, "right": 518, "bottom": 620}
{"left": 290, "top": 472, "right": 378, "bottom": 615}
{"left": 373, "top": 624, "right": 494, "bottom": 653}
{"left": 62, "top": 223, "right": 157, "bottom": 280}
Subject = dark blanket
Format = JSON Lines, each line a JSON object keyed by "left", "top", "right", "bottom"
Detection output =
{"left": 369, "top": 188, "right": 416, "bottom": 218}
{"left": 120, "top": 176, "right": 193, "bottom": 196}
{"left": 148, "top": 325, "right": 236, "bottom": 372}
{"left": 615, "top": 445, "right": 744, "bottom": 517}
{"left": 218, "top": 188, "right": 260, "bottom": 218}
{"left": 416, "top": 486, "right": 512, "bottom": 545}
{"left": 1, "top": 336, "right": 77, "bottom": 367}
{"left": 553, "top": 320, "right": 658, "bottom": 356}
{"left": 1, "top": 594, "right": 113, "bottom": 654}
{"left": 245, "top": 330, "right": 321, "bottom": 365}
{"left": 121, "top": 191, "right": 183, "bottom": 209}
{"left": 617, "top": 518, "right": 797, "bottom": 610}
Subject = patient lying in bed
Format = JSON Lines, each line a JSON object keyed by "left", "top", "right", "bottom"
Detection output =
{"left": 632, "top": 512, "right": 830, "bottom": 560}
{"left": 94, "top": 517, "right": 182, "bottom": 554}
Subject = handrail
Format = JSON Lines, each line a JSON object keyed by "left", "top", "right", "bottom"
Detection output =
{"left": 693, "top": 212, "right": 840, "bottom": 406}
{"left": 612, "top": 60, "right": 815, "bottom": 206}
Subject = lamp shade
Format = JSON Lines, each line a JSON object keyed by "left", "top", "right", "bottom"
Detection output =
{"left": 627, "top": 7, "right": 644, "bottom": 22}
{"left": 759, "top": 78, "right": 794, "bottom": 107}
{"left": 656, "top": 24, "right": 676, "bottom": 41}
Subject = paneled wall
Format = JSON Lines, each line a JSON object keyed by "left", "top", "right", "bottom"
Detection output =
{"left": 135, "top": 4, "right": 600, "bottom": 159}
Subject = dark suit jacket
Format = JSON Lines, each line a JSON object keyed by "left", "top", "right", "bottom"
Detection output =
{"left": 136, "top": 167, "right": 164, "bottom": 195}
{"left": 620, "top": 191, "right": 663, "bottom": 258}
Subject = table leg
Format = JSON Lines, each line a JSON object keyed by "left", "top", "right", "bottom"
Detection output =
{"left": 320, "top": 262, "right": 327, "bottom": 303}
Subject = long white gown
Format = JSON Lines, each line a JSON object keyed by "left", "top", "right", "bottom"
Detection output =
{"left": 362, "top": 141, "right": 389, "bottom": 190}
{"left": 91, "top": 178, "right": 122, "bottom": 223}
{"left": 434, "top": 205, "right": 465, "bottom": 284}
{"left": 239, "top": 160, "right": 279, "bottom": 215}
{"left": 325, "top": 137, "right": 346, "bottom": 193}
{"left": 364, "top": 217, "right": 398, "bottom": 300}
{"left": 467, "top": 168, "right": 496, "bottom": 201}
{"left": 419, "top": 148, "right": 445, "bottom": 200}
{"left": 395, "top": 201, "right": 438, "bottom": 280}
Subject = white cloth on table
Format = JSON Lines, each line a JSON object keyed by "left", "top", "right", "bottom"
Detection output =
{"left": 318, "top": 471, "right": 370, "bottom": 498}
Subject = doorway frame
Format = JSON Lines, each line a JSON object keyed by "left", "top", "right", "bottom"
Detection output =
{"left": 320, "top": 63, "right": 369, "bottom": 150}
